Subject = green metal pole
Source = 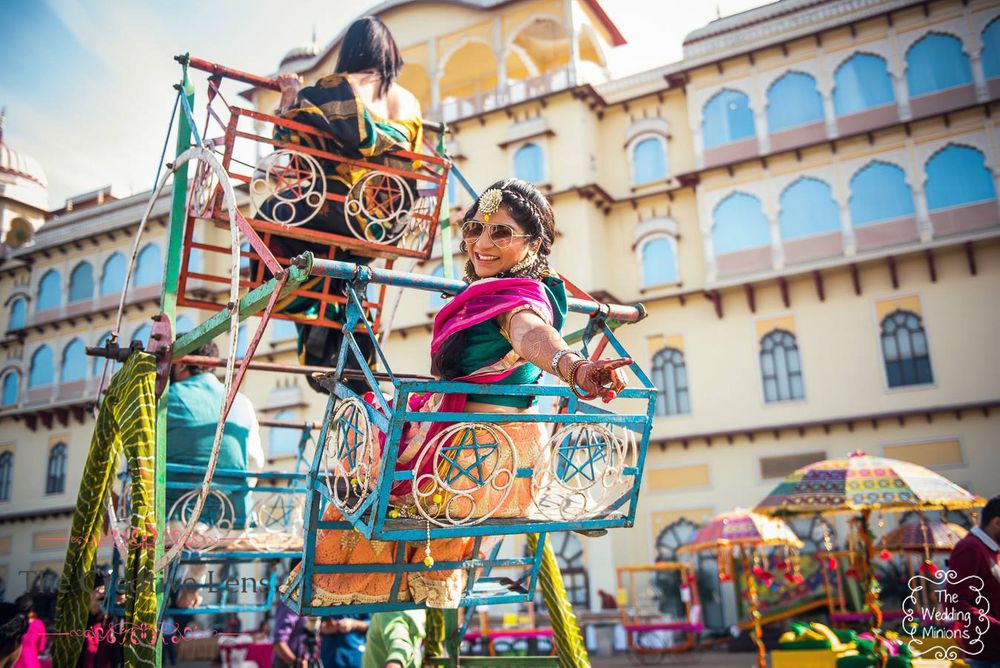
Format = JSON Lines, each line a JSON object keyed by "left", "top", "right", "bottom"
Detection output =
{"left": 154, "top": 61, "right": 194, "bottom": 663}
{"left": 527, "top": 533, "right": 590, "bottom": 668}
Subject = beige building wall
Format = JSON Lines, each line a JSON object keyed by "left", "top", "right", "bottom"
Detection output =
{"left": 1, "top": 0, "right": 998, "bottom": 623}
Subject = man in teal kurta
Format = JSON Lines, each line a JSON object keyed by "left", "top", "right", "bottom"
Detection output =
{"left": 362, "top": 611, "right": 425, "bottom": 668}
{"left": 166, "top": 339, "right": 263, "bottom": 606}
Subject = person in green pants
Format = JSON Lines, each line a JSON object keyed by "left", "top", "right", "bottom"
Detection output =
{"left": 362, "top": 611, "right": 425, "bottom": 668}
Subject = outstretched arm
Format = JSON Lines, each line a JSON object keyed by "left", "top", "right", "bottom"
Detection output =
{"left": 500, "top": 310, "right": 630, "bottom": 402}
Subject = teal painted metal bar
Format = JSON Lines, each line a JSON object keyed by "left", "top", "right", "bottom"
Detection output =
{"left": 172, "top": 263, "right": 312, "bottom": 357}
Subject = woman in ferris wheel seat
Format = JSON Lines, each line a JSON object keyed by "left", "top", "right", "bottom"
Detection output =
{"left": 263, "top": 16, "right": 423, "bottom": 392}
{"left": 279, "top": 178, "right": 632, "bottom": 609}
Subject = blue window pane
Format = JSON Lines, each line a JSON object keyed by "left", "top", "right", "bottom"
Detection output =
{"left": 983, "top": 19, "right": 1000, "bottom": 79}
{"left": 514, "top": 143, "right": 544, "bottom": 183}
{"left": 189, "top": 248, "right": 204, "bottom": 273}
{"left": 702, "top": 89, "right": 756, "bottom": 148}
{"left": 61, "top": 339, "right": 87, "bottom": 382}
{"left": 849, "top": 161, "right": 915, "bottom": 225}
{"left": 100, "top": 253, "right": 126, "bottom": 296}
{"left": 239, "top": 241, "right": 250, "bottom": 271}
{"left": 269, "top": 409, "right": 301, "bottom": 458}
{"left": 2, "top": 372, "right": 19, "bottom": 406}
{"left": 447, "top": 172, "right": 458, "bottom": 208}
{"left": 428, "top": 264, "right": 461, "bottom": 311}
{"left": 906, "top": 33, "right": 973, "bottom": 97}
{"left": 881, "top": 310, "right": 934, "bottom": 387}
{"left": 175, "top": 315, "right": 194, "bottom": 334}
{"left": 29, "top": 345, "right": 54, "bottom": 388}
{"left": 833, "top": 53, "right": 896, "bottom": 115}
{"left": 131, "top": 324, "right": 152, "bottom": 346}
{"left": 37, "top": 270, "right": 61, "bottom": 311}
{"left": 8, "top": 299, "right": 26, "bottom": 330}
{"left": 712, "top": 192, "right": 770, "bottom": 254}
{"left": 68, "top": 262, "right": 94, "bottom": 303}
{"left": 134, "top": 244, "right": 162, "bottom": 287}
{"left": 236, "top": 325, "right": 250, "bottom": 359}
{"left": 640, "top": 237, "right": 677, "bottom": 287}
{"left": 633, "top": 138, "right": 667, "bottom": 183}
{"left": 760, "top": 330, "right": 805, "bottom": 403}
{"left": 767, "top": 72, "right": 824, "bottom": 132}
{"left": 779, "top": 178, "right": 840, "bottom": 240}
{"left": 272, "top": 318, "right": 298, "bottom": 341}
{"left": 925, "top": 145, "right": 996, "bottom": 210}
{"left": 651, "top": 347, "right": 690, "bottom": 417}
{"left": 93, "top": 332, "right": 121, "bottom": 376}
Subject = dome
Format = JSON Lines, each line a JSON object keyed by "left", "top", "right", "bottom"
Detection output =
{"left": 279, "top": 41, "right": 320, "bottom": 69}
{"left": 0, "top": 109, "right": 49, "bottom": 211}
{"left": 0, "top": 137, "right": 47, "bottom": 189}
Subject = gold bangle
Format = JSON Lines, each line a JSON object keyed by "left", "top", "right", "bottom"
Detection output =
{"left": 567, "top": 359, "right": 596, "bottom": 400}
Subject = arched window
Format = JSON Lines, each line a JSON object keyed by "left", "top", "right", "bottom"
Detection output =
{"left": 550, "top": 532, "right": 589, "bottom": 608}
{"left": 983, "top": 18, "right": 1000, "bottom": 79}
{"left": 513, "top": 143, "right": 544, "bottom": 183}
{"left": 760, "top": 329, "right": 805, "bottom": 403}
{"left": 651, "top": 347, "right": 690, "bottom": 416}
{"left": 93, "top": 332, "right": 121, "bottom": 376}
{"left": 880, "top": 310, "right": 933, "bottom": 387}
{"left": 767, "top": 71, "right": 824, "bottom": 132}
{"left": 68, "top": 262, "right": 94, "bottom": 303}
{"left": 712, "top": 192, "right": 770, "bottom": 254}
{"left": 100, "top": 253, "right": 126, "bottom": 296}
{"left": 833, "top": 53, "right": 895, "bottom": 116}
{"left": 849, "top": 161, "right": 915, "bottom": 226}
{"left": 779, "top": 178, "right": 840, "bottom": 240}
{"left": 131, "top": 324, "right": 152, "bottom": 346}
{"left": 639, "top": 236, "right": 678, "bottom": 287}
{"left": 29, "top": 345, "right": 54, "bottom": 388}
{"left": 134, "top": 243, "right": 162, "bottom": 287}
{"left": 0, "top": 452, "right": 12, "bottom": 501}
{"left": 269, "top": 409, "right": 301, "bottom": 458}
{"left": 906, "top": 33, "right": 973, "bottom": 97}
{"left": 8, "top": 298, "right": 26, "bottom": 330}
{"left": 702, "top": 89, "right": 755, "bottom": 148}
{"left": 632, "top": 136, "right": 668, "bottom": 184}
{"left": 1, "top": 371, "right": 19, "bottom": 407}
{"left": 61, "top": 339, "right": 88, "bottom": 383}
{"left": 46, "top": 443, "right": 67, "bottom": 495}
{"left": 37, "top": 270, "right": 61, "bottom": 311}
{"left": 925, "top": 144, "right": 996, "bottom": 210}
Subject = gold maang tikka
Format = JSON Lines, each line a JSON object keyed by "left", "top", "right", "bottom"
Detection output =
{"left": 478, "top": 188, "right": 504, "bottom": 222}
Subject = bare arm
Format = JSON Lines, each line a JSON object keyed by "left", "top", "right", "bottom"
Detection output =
{"left": 501, "top": 310, "right": 629, "bottom": 401}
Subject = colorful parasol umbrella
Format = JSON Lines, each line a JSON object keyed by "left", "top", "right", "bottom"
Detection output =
{"left": 877, "top": 519, "right": 967, "bottom": 553}
{"left": 754, "top": 451, "right": 984, "bottom": 668}
{"left": 755, "top": 451, "right": 981, "bottom": 516}
{"left": 678, "top": 510, "right": 804, "bottom": 668}
{"left": 680, "top": 509, "right": 804, "bottom": 553}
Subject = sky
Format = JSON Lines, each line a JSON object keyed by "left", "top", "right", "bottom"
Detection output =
{"left": 0, "top": 0, "right": 773, "bottom": 207}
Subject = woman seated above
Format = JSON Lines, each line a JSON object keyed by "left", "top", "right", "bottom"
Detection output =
{"left": 281, "top": 178, "right": 631, "bottom": 609}
{"left": 266, "top": 16, "right": 423, "bottom": 390}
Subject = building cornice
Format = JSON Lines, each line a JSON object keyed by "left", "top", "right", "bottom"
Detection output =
{"left": 0, "top": 506, "right": 75, "bottom": 524}
{"left": 652, "top": 399, "right": 1000, "bottom": 451}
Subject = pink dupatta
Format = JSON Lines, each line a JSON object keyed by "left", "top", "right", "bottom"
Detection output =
{"left": 366, "top": 278, "right": 555, "bottom": 498}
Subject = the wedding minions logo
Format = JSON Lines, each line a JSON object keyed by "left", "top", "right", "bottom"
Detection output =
{"left": 904, "top": 569, "right": 989, "bottom": 659}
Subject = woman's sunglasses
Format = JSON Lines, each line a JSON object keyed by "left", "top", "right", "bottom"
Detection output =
{"left": 461, "top": 221, "right": 533, "bottom": 248}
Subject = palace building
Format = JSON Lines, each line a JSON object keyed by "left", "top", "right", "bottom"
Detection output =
{"left": 1, "top": 0, "right": 998, "bottom": 634}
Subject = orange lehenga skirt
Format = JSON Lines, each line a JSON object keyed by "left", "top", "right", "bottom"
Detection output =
{"left": 281, "top": 419, "right": 546, "bottom": 608}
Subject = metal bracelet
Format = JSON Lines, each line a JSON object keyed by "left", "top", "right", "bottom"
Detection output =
{"left": 551, "top": 348, "right": 575, "bottom": 381}
{"left": 567, "top": 359, "right": 596, "bottom": 400}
